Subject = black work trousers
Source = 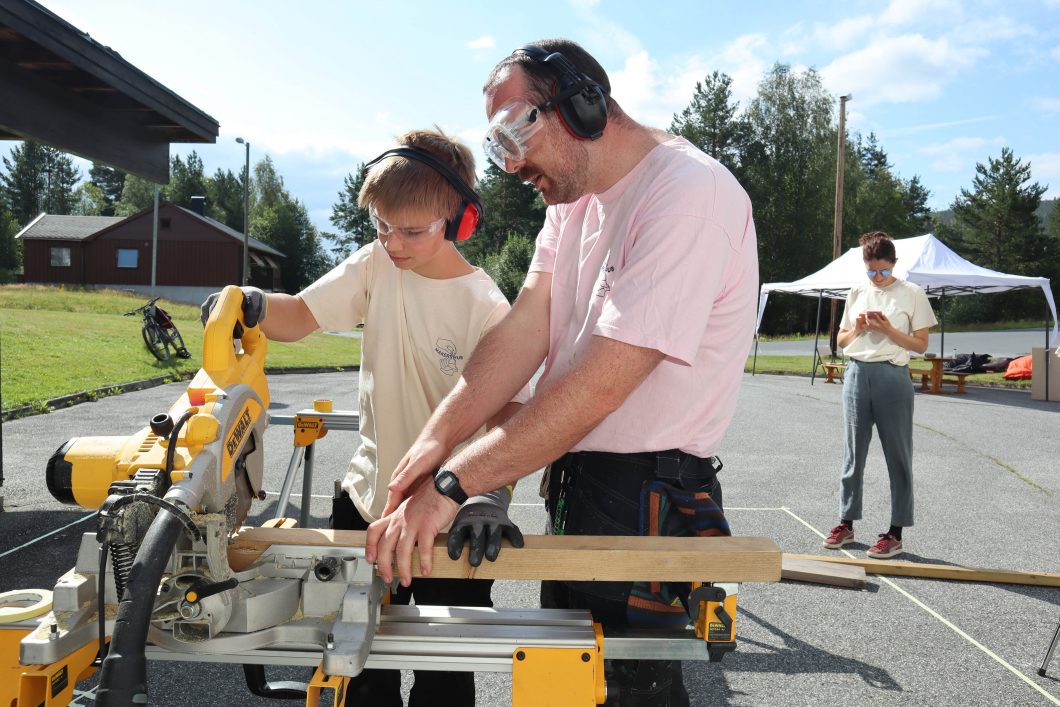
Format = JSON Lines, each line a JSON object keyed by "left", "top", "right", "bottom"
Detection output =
{"left": 332, "top": 492, "right": 494, "bottom": 707}
{"left": 541, "top": 450, "right": 723, "bottom": 707}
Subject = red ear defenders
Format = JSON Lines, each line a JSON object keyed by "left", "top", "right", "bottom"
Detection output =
{"left": 514, "top": 44, "right": 608, "bottom": 141}
{"left": 363, "top": 147, "right": 483, "bottom": 242}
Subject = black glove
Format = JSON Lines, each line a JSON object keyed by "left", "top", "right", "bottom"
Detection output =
{"left": 447, "top": 488, "right": 524, "bottom": 567}
{"left": 199, "top": 286, "right": 268, "bottom": 337}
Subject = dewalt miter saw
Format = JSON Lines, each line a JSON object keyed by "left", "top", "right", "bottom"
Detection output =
{"left": 1, "top": 285, "right": 782, "bottom": 707}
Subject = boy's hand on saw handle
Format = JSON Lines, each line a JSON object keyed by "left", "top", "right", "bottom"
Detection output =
{"left": 199, "top": 286, "right": 268, "bottom": 338}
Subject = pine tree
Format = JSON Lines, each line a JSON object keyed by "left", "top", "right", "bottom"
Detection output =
{"left": 1, "top": 142, "right": 81, "bottom": 224}
{"left": 89, "top": 163, "right": 127, "bottom": 216}
{"left": 329, "top": 166, "right": 374, "bottom": 258}
{"left": 669, "top": 71, "right": 746, "bottom": 176}
{"left": 459, "top": 162, "right": 544, "bottom": 266}
{"left": 114, "top": 174, "right": 161, "bottom": 216}
{"left": 206, "top": 167, "right": 245, "bottom": 230}
{"left": 167, "top": 152, "right": 209, "bottom": 209}
{"left": 0, "top": 208, "right": 20, "bottom": 277}
{"left": 951, "top": 148, "right": 1047, "bottom": 274}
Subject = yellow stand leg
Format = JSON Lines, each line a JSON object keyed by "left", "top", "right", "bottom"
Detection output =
{"left": 305, "top": 665, "right": 349, "bottom": 707}
{"left": 14, "top": 636, "right": 100, "bottom": 706}
{"left": 512, "top": 623, "right": 605, "bottom": 707}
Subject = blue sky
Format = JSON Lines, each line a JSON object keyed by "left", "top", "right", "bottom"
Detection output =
{"left": 36, "top": 0, "right": 1060, "bottom": 236}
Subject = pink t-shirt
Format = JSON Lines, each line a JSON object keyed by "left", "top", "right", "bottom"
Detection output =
{"left": 530, "top": 136, "right": 758, "bottom": 457}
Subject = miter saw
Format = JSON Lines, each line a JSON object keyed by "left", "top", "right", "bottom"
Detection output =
{"left": 0, "top": 285, "right": 781, "bottom": 706}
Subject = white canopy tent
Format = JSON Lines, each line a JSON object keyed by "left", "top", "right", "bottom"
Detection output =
{"left": 755, "top": 234, "right": 1058, "bottom": 382}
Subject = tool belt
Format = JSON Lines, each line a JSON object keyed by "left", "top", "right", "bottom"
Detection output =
{"left": 543, "top": 449, "right": 729, "bottom": 629}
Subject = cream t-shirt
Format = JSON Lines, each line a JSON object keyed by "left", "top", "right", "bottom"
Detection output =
{"left": 840, "top": 278, "right": 937, "bottom": 366}
{"left": 299, "top": 241, "right": 519, "bottom": 522}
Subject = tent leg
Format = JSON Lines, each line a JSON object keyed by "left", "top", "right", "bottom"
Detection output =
{"left": 811, "top": 293, "right": 824, "bottom": 385}
{"left": 939, "top": 291, "right": 946, "bottom": 358}
{"left": 752, "top": 336, "right": 759, "bottom": 377}
{"left": 1046, "top": 301, "right": 1051, "bottom": 403}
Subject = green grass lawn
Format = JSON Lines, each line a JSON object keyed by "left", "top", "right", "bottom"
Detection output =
{"left": 0, "top": 285, "right": 361, "bottom": 411}
{"left": 745, "top": 354, "right": 1031, "bottom": 388}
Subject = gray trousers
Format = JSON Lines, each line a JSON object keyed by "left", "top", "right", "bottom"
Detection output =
{"left": 839, "top": 359, "right": 915, "bottom": 527}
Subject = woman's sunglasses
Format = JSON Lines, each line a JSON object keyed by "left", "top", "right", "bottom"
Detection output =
{"left": 866, "top": 269, "right": 892, "bottom": 278}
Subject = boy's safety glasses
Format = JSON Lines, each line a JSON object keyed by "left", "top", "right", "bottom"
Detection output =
{"left": 482, "top": 99, "right": 545, "bottom": 172}
{"left": 370, "top": 211, "right": 446, "bottom": 242}
{"left": 866, "top": 269, "right": 893, "bottom": 278}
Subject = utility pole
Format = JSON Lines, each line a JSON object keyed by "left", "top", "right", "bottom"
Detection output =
{"left": 829, "top": 94, "right": 851, "bottom": 359}
{"left": 236, "top": 137, "right": 250, "bottom": 286}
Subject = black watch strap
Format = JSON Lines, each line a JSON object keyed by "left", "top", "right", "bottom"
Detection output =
{"left": 433, "top": 468, "right": 468, "bottom": 505}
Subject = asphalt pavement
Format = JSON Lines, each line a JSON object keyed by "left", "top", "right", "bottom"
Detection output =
{"left": 3, "top": 371, "right": 1060, "bottom": 705}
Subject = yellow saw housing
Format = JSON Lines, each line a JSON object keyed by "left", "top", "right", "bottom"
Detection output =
{"left": 46, "top": 286, "right": 269, "bottom": 513}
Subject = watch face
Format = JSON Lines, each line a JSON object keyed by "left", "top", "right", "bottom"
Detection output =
{"left": 438, "top": 475, "right": 455, "bottom": 491}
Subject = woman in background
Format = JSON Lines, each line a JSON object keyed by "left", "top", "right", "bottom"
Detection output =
{"left": 823, "top": 231, "right": 937, "bottom": 559}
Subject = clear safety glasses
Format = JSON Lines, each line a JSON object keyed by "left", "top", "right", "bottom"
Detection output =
{"left": 482, "top": 99, "right": 545, "bottom": 172}
{"left": 370, "top": 211, "right": 446, "bottom": 242}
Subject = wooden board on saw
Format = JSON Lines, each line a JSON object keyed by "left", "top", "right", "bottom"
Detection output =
{"left": 786, "top": 553, "right": 1060, "bottom": 588}
{"left": 781, "top": 556, "right": 867, "bottom": 589}
{"left": 228, "top": 527, "right": 782, "bottom": 582}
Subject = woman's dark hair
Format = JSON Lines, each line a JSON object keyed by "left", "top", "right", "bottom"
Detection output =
{"left": 860, "top": 231, "right": 896, "bottom": 263}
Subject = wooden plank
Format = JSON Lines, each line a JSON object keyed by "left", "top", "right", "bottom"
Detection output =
{"left": 785, "top": 553, "right": 1060, "bottom": 588}
{"left": 782, "top": 556, "right": 866, "bottom": 589}
{"left": 229, "top": 527, "right": 782, "bottom": 583}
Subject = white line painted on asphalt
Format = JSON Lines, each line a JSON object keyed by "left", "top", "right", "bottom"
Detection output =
{"left": 782, "top": 506, "right": 1060, "bottom": 705}
{"left": 262, "top": 491, "right": 333, "bottom": 499}
{"left": 0, "top": 511, "right": 98, "bottom": 559}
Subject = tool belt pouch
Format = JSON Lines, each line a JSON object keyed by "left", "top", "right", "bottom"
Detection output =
{"left": 626, "top": 480, "right": 731, "bottom": 629}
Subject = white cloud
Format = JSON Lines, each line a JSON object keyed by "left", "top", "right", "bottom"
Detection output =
{"left": 608, "top": 34, "right": 769, "bottom": 130}
{"left": 782, "top": 15, "right": 875, "bottom": 55}
{"left": 947, "top": 16, "right": 1034, "bottom": 44}
{"left": 820, "top": 34, "right": 983, "bottom": 106}
{"left": 884, "top": 115, "right": 1003, "bottom": 136}
{"left": 467, "top": 36, "right": 495, "bottom": 50}
{"left": 880, "top": 0, "right": 964, "bottom": 28}
{"left": 920, "top": 135, "right": 1006, "bottom": 172}
{"left": 1032, "top": 97, "right": 1060, "bottom": 116}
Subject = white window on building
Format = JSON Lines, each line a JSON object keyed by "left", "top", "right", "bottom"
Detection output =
{"left": 50, "top": 246, "right": 71, "bottom": 267}
{"left": 117, "top": 248, "right": 139, "bottom": 269}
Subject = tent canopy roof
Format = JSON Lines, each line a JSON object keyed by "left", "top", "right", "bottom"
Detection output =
{"left": 758, "top": 234, "right": 1057, "bottom": 344}
{"left": 762, "top": 234, "right": 1050, "bottom": 298}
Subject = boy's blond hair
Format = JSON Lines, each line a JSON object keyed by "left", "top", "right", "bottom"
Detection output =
{"left": 358, "top": 128, "right": 476, "bottom": 221}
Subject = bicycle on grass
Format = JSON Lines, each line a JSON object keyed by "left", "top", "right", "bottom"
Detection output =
{"left": 124, "top": 297, "right": 191, "bottom": 361}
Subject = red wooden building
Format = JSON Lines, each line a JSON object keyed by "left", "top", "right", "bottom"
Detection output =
{"left": 16, "top": 200, "right": 284, "bottom": 301}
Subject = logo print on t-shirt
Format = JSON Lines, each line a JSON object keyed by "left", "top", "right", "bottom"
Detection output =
{"left": 435, "top": 338, "right": 463, "bottom": 375}
{"left": 597, "top": 263, "right": 615, "bottom": 298}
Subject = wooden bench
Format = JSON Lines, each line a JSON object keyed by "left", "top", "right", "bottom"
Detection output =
{"left": 909, "top": 367, "right": 931, "bottom": 391}
{"left": 820, "top": 362, "right": 847, "bottom": 384}
{"left": 942, "top": 371, "right": 971, "bottom": 394}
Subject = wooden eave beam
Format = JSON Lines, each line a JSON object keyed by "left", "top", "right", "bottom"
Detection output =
{"left": 0, "top": 52, "right": 169, "bottom": 181}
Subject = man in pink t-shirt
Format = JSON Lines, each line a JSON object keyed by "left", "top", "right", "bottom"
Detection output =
{"left": 368, "top": 39, "right": 758, "bottom": 706}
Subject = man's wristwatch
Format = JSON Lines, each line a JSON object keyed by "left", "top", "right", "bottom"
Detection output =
{"left": 433, "top": 468, "right": 468, "bottom": 505}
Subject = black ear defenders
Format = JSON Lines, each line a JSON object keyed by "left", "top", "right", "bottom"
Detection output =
{"left": 514, "top": 44, "right": 608, "bottom": 140}
{"left": 363, "top": 147, "right": 483, "bottom": 242}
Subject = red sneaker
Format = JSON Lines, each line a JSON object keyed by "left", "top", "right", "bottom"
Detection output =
{"left": 823, "top": 523, "right": 854, "bottom": 549}
{"left": 867, "top": 533, "right": 903, "bottom": 559}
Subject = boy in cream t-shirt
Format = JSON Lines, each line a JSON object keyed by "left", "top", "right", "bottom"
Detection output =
{"left": 208, "top": 129, "right": 526, "bottom": 707}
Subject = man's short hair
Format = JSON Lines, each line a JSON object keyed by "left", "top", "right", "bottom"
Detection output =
{"left": 860, "top": 231, "right": 897, "bottom": 263}
{"left": 358, "top": 128, "right": 476, "bottom": 220}
{"left": 483, "top": 38, "right": 621, "bottom": 117}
